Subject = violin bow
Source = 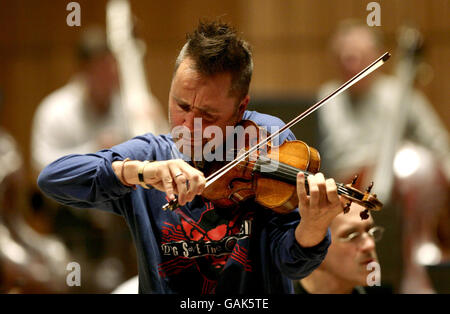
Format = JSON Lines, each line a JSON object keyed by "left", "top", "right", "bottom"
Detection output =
{"left": 163, "top": 52, "right": 391, "bottom": 210}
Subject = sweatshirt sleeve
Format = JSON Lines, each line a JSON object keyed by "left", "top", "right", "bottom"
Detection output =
{"left": 267, "top": 211, "right": 331, "bottom": 280}
{"left": 37, "top": 134, "right": 162, "bottom": 215}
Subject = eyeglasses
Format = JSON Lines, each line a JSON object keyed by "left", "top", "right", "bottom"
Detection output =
{"left": 338, "top": 226, "right": 385, "bottom": 243}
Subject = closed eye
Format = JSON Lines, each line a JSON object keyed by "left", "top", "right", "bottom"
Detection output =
{"left": 201, "top": 113, "right": 217, "bottom": 122}
{"left": 178, "top": 103, "right": 191, "bottom": 112}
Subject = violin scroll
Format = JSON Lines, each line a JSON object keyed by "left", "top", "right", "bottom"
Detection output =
{"left": 343, "top": 175, "right": 383, "bottom": 220}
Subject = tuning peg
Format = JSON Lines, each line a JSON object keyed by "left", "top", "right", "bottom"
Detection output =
{"left": 343, "top": 201, "right": 352, "bottom": 214}
{"left": 351, "top": 174, "right": 359, "bottom": 186}
{"left": 360, "top": 209, "right": 369, "bottom": 220}
{"left": 366, "top": 182, "right": 374, "bottom": 193}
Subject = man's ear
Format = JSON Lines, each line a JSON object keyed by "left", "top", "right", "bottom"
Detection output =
{"left": 236, "top": 95, "right": 250, "bottom": 121}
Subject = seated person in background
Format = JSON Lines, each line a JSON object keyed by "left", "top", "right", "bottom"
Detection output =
{"left": 30, "top": 26, "right": 170, "bottom": 292}
{"left": 294, "top": 203, "right": 390, "bottom": 294}
{"left": 317, "top": 20, "right": 449, "bottom": 293}
{"left": 0, "top": 93, "right": 70, "bottom": 292}
{"left": 31, "top": 25, "right": 168, "bottom": 173}
{"left": 317, "top": 20, "right": 449, "bottom": 200}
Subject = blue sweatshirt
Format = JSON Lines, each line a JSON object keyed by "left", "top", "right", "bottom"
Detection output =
{"left": 38, "top": 110, "right": 330, "bottom": 294}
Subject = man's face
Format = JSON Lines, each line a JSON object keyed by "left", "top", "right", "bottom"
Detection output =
{"left": 321, "top": 203, "right": 379, "bottom": 287}
{"left": 168, "top": 57, "right": 248, "bottom": 157}
{"left": 332, "top": 27, "right": 380, "bottom": 92}
{"left": 86, "top": 53, "right": 119, "bottom": 114}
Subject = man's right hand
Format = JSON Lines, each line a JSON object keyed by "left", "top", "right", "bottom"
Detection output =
{"left": 112, "top": 159, "right": 206, "bottom": 205}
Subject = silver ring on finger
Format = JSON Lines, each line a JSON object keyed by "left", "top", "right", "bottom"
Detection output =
{"left": 174, "top": 172, "right": 183, "bottom": 178}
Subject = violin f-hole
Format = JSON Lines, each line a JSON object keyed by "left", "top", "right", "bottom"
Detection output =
{"left": 228, "top": 177, "right": 252, "bottom": 189}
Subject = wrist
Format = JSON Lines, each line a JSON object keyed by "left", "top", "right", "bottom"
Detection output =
{"left": 295, "top": 219, "right": 330, "bottom": 248}
{"left": 123, "top": 160, "right": 141, "bottom": 184}
{"left": 112, "top": 159, "right": 141, "bottom": 187}
{"left": 138, "top": 161, "right": 153, "bottom": 189}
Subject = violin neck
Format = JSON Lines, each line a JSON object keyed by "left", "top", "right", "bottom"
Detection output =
{"left": 254, "top": 157, "right": 352, "bottom": 198}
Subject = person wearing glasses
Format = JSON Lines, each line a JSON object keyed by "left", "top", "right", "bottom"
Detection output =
{"left": 293, "top": 202, "right": 390, "bottom": 294}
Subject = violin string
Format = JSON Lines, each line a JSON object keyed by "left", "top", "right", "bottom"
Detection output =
{"left": 237, "top": 165, "right": 355, "bottom": 201}
{"left": 216, "top": 156, "right": 374, "bottom": 209}
{"left": 212, "top": 153, "right": 361, "bottom": 199}
{"left": 235, "top": 160, "right": 373, "bottom": 209}
{"left": 234, "top": 158, "right": 355, "bottom": 198}
{"left": 236, "top": 160, "right": 373, "bottom": 210}
{"left": 204, "top": 147, "right": 270, "bottom": 188}
{"left": 205, "top": 152, "right": 357, "bottom": 199}
{"left": 202, "top": 154, "right": 373, "bottom": 209}
{"left": 204, "top": 154, "right": 374, "bottom": 207}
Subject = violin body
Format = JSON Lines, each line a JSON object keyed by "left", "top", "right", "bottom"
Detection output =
{"left": 203, "top": 120, "right": 320, "bottom": 213}
{"left": 255, "top": 140, "right": 320, "bottom": 213}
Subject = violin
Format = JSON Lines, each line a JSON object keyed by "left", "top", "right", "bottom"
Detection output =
{"left": 202, "top": 119, "right": 382, "bottom": 219}
{"left": 163, "top": 52, "right": 391, "bottom": 218}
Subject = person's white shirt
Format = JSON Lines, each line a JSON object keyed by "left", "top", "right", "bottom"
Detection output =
{"left": 0, "top": 128, "right": 22, "bottom": 182}
{"left": 32, "top": 76, "right": 168, "bottom": 172}
{"left": 111, "top": 275, "right": 138, "bottom": 294}
{"left": 317, "top": 74, "right": 449, "bottom": 201}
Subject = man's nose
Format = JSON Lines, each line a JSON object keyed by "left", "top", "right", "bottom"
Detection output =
{"left": 360, "top": 233, "right": 376, "bottom": 252}
{"left": 182, "top": 111, "right": 195, "bottom": 132}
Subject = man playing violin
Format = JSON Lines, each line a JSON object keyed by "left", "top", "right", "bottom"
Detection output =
{"left": 38, "top": 20, "right": 344, "bottom": 294}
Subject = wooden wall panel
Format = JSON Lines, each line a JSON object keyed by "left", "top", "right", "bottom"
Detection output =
{"left": 239, "top": 0, "right": 449, "bottom": 122}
